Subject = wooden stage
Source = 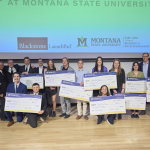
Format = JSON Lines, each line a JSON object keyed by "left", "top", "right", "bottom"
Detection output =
{"left": 1, "top": 105, "right": 150, "bottom": 150}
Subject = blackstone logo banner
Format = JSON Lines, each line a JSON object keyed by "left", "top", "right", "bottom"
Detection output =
{"left": 17, "top": 37, "right": 48, "bottom": 50}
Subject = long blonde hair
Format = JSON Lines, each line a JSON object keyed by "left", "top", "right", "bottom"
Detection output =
{"left": 111, "top": 59, "right": 122, "bottom": 75}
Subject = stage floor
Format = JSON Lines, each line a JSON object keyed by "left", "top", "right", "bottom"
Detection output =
{"left": 1, "top": 105, "right": 150, "bottom": 150}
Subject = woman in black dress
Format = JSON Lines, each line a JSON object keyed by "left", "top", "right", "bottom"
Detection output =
{"left": 109, "top": 59, "right": 125, "bottom": 120}
{"left": 44, "top": 59, "right": 58, "bottom": 117}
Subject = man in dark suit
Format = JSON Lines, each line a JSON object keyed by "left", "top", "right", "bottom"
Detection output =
{"left": 4, "top": 59, "right": 20, "bottom": 84}
{"left": 36, "top": 58, "right": 46, "bottom": 94}
{"left": 139, "top": 53, "right": 150, "bottom": 78}
{"left": 36, "top": 58, "right": 47, "bottom": 74}
{"left": 0, "top": 61, "right": 8, "bottom": 121}
{"left": 5, "top": 72, "right": 27, "bottom": 127}
{"left": 22, "top": 83, "right": 48, "bottom": 128}
{"left": 19, "top": 57, "right": 36, "bottom": 74}
{"left": 139, "top": 53, "right": 150, "bottom": 115}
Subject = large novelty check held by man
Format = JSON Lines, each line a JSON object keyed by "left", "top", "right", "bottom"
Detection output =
{"left": 89, "top": 96, "right": 126, "bottom": 115}
{"left": 45, "top": 71, "right": 75, "bottom": 86}
{"left": 84, "top": 72, "right": 117, "bottom": 90}
{"left": 20, "top": 74, "right": 43, "bottom": 89}
{"left": 5, "top": 93, "right": 42, "bottom": 113}
{"left": 125, "top": 77, "right": 146, "bottom": 93}
{"left": 59, "top": 80, "right": 93, "bottom": 101}
{"left": 124, "top": 93, "right": 146, "bottom": 110}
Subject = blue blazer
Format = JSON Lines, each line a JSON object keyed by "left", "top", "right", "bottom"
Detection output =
{"left": 139, "top": 61, "right": 150, "bottom": 77}
{"left": 7, "top": 82, "right": 27, "bottom": 94}
{"left": 36, "top": 66, "right": 47, "bottom": 74}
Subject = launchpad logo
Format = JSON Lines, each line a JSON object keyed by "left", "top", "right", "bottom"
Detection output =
{"left": 76, "top": 36, "right": 88, "bottom": 47}
{"left": 17, "top": 37, "right": 48, "bottom": 50}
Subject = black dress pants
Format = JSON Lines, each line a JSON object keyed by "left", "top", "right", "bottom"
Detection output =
{"left": 26, "top": 111, "right": 48, "bottom": 128}
{"left": 0, "top": 97, "right": 6, "bottom": 120}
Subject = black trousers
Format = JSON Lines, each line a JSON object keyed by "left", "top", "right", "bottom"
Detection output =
{"left": 131, "top": 110, "right": 138, "bottom": 112}
{"left": 26, "top": 111, "right": 48, "bottom": 128}
{"left": 0, "top": 97, "right": 6, "bottom": 119}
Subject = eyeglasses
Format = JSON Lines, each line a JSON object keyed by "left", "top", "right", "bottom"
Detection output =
{"left": 143, "top": 56, "right": 149, "bottom": 58}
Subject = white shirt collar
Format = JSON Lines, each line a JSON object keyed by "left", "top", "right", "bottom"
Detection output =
{"left": 34, "top": 92, "right": 39, "bottom": 95}
{"left": 143, "top": 61, "right": 149, "bottom": 65}
{"left": 78, "top": 68, "right": 84, "bottom": 71}
{"left": 14, "top": 82, "right": 20, "bottom": 86}
{"left": 25, "top": 64, "right": 30, "bottom": 68}
{"left": 9, "top": 67, "right": 16, "bottom": 73}
{"left": 39, "top": 67, "right": 43, "bottom": 74}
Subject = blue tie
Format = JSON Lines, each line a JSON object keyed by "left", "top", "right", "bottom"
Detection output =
{"left": 16, "top": 85, "right": 18, "bottom": 93}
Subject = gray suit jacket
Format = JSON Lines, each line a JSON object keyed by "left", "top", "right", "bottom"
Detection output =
{"left": 60, "top": 65, "right": 74, "bottom": 71}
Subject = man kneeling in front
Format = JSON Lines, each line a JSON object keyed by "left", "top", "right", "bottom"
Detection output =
{"left": 23, "top": 83, "right": 48, "bottom": 128}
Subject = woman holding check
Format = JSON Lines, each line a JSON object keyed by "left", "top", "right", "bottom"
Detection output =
{"left": 127, "top": 61, "right": 145, "bottom": 119}
{"left": 109, "top": 59, "right": 125, "bottom": 120}
{"left": 97, "top": 85, "right": 114, "bottom": 125}
{"left": 92, "top": 56, "right": 108, "bottom": 97}
{"left": 44, "top": 59, "right": 58, "bottom": 117}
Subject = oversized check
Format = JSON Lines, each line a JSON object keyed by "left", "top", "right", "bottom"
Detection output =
{"left": 5, "top": 93, "right": 42, "bottom": 113}
{"left": 124, "top": 93, "right": 146, "bottom": 110}
{"left": 84, "top": 72, "right": 117, "bottom": 90}
{"left": 59, "top": 80, "right": 93, "bottom": 101}
{"left": 146, "top": 78, "right": 150, "bottom": 102}
{"left": 20, "top": 74, "right": 43, "bottom": 89}
{"left": 89, "top": 96, "right": 126, "bottom": 115}
{"left": 125, "top": 77, "right": 146, "bottom": 93}
{"left": 45, "top": 71, "right": 75, "bottom": 87}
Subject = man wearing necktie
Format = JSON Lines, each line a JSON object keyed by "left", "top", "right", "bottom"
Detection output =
{"left": 0, "top": 61, "right": 8, "bottom": 121}
{"left": 19, "top": 57, "right": 36, "bottom": 75}
{"left": 22, "top": 83, "right": 48, "bottom": 128}
{"left": 5, "top": 72, "right": 27, "bottom": 127}
{"left": 4, "top": 59, "right": 20, "bottom": 84}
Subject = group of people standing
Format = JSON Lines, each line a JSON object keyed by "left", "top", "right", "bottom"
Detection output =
{"left": 0, "top": 53, "right": 149, "bottom": 128}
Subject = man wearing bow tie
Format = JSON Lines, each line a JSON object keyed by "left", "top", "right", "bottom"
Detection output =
{"left": 0, "top": 61, "right": 8, "bottom": 121}
{"left": 5, "top": 72, "right": 27, "bottom": 127}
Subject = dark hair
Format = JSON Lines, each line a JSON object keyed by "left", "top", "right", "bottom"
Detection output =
{"left": 62, "top": 57, "right": 69, "bottom": 65}
{"left": 38, "top": 58, "right": 43, "bottom": 61}
{"left": 77, "top": 59, "right": 83, "bottom": 63}
{"left": 94, "top": 56, "right": 104, "bottom": 72}
{"left": 142, "top": 53, "right": 149, "bottom": 57}
{"left": 13, "top": 72, "right": 20, "bottom": 77}
{"left": 47, "top": 59, "right": 56, "bottom": 70}
{"left": 24, "top": 57, "right": 30, "bottom": 60}
{"left": 7, "top": 59, "right": 14, "bottom": 63}
{"left": 132, "top": 61, "right": 140, "bottom": 71}
{"left": 32, "top": 83, "right": 40, "bottom": 87}
{"left": 99, "top": 85, "right": 110, "bottom": 96}
{"left": 62, "top": 57, "right": 69, "bottom": 62}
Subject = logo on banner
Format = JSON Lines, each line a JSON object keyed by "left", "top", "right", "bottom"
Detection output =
{"left": 17, "top": 37, "right": 48, "bottom": 50}
{"left": 76, "top": 36, "right": 88, "bottom": 47}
